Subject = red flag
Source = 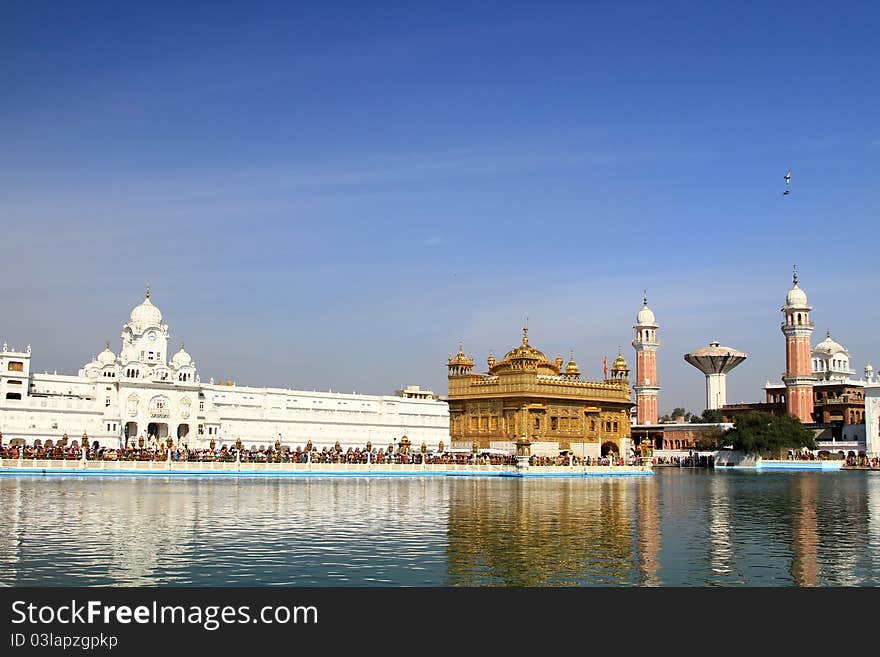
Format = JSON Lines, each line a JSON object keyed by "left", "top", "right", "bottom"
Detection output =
{"left": 603, "top": 356, "right": 608, "bottom": 379}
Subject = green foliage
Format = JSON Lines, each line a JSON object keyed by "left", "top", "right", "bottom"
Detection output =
{"left": 698, "top": 409, "right": 724, "bottom": 423}
{"left": 693, "top": 427, "right": 727, "bottom": 450}
{"left": 661, "top": 407, "right": 693, "bottom": 423}
{"left": 724, "top": 411, "right": 817, "bottom": 456}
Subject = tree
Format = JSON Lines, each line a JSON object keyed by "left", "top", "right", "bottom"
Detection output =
{"left": 690, "top": 408, "right": 723, "bottom": 424}
{"left": 693, "top": 426, "right": 727, "bottom": 450}
{"left": 724, "top": 411, "right": 817, "bottom": 456}
{"left": 661, "top": 407, "right": 691, "bottom": 423}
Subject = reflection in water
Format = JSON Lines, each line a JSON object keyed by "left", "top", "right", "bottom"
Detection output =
{"left": 1, "top": 472, "right": 880, "bottom": 586}
{"left": 791, "top": 476, "right": 819, "bottom": 587}
{"left": 869, "top": 476, "right": 880, "bottom": 577}
{"left": 445, "top": 478, "right": 652, "bottom": 586}
{"left": 708, "top": 475, "right": 732, "bottom": 577}
{"left": 635, "top": 477, "right": 661, "bottom": 586}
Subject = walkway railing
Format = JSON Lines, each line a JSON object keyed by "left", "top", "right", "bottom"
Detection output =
{"left": 0, "top": 459, "right": 651, "bottom": 476}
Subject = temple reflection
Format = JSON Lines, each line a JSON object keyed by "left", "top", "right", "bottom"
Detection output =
{"left": 444, "top": 478, "right": 657, "bottom": 586}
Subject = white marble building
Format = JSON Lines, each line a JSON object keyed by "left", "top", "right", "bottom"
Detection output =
{"left": 0, "top": 290, "right": 449, "bottom": 451}
{"left": 862, "top": 368, "right": 880, "bottom": 458}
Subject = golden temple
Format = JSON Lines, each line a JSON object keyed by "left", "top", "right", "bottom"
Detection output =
{"left": 447, "top": 327, "right": 632, "bottom": 457}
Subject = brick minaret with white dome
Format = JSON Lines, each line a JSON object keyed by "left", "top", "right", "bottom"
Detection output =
{"left": 781, "top": 267, "right": 815, "bottom": 423}
{"left": 632, "top": 293, "right": 660, "bottom": 425}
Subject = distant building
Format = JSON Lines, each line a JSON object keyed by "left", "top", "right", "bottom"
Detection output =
{"left": 446, "top": 328, "right": 632, "bottom": 457}
{"left": 862, "top": 371, "right": 880, "bottom": 457}
{"left": 720, "top": 270, "right": 868, "bottom": 453}
{"left": 632, "top": 294, "right": 660, "bottom": 425}
{"left": 684, "top": 341, "right": 747, "bottom": 410}
{"left": 0, "top": 290, "right": 449, "bottom": 451}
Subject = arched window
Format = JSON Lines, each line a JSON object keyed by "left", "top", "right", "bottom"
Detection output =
{"left": 797, "top": 313, "right": 802, "bottom": 325}
{"left": 7, "top": 361, "right": 23, "bottom": 372}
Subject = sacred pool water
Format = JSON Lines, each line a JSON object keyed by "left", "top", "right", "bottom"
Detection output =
{"left": 2, "top": 470, "right": 879, "bottom": 586}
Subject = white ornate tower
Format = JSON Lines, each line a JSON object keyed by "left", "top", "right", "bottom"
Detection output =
{"left": 120, "top": 286, "right": 170, "bottom": 369}
{"left": 632, "top": 293, "right": 659, "bottom": 425}
{"left": 781, "top": 267, "right": 815, "bottom": 423}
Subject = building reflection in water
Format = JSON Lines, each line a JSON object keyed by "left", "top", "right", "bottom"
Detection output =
{"left": 635, "top": 478, "right": 661, "bottom": 586}
{"left": 0, "top": 476, "right": 452, "bottom": 586}
{"left": 868, "top": 475, "right": 880, "bottom": 577}
{"left": 444, "top": 477, "right": 659, "bottom": 586}
{"left": 790, "top": 475, "right": 819, "bottom": 587}
{"left": 708, "top": 475, "right": 732, "bottom": 577}
{"left": 4, "top": 473, "right": 880, "bottom": 586}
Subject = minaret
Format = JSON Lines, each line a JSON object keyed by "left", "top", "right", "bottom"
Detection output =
{"left": 632, "top": 293, "right": 659, "bottom": 425}
{"left": 781, "top": 266, "right": 815, "bottom": 423}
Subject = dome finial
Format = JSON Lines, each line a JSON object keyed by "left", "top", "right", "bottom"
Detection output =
{"left": 522, "top": 319, "right": 529, "bottom": 345}
{"left": 105, "top": 341, "right": 110, "bottom": 350}
{"left": 146, "top": 283, "right": 151, "bottom": 299}
{"left": 826, "top": 329, "right": 831, "bottom": 338}
{"left": 643, "top": 290, "right": 648, "bottom": 306}
{"left": 792, "top": 265, "right": 798, "bottom": 286}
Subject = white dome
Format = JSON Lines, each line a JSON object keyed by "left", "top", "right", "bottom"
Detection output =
{"left": 813, "top": 331, "right": 847, "bottom": 356}
{"left": 98, "top": 345, "right": 116, "bottom": 365}
{"left": 785, "top": 284, "right": 808, "bottom": 307}
{"left": 172, "top": 346, "right": 192, "bottom": 367}
{"left": 129, "top": 290, "right": 162, "bottom": 331}
{"left": 637, "top": 304, "right": 655, "bottom": 326}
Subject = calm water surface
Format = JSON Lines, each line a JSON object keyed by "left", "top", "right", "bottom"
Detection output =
{"left": 2, "top": 470, "right": 879, "bottom": 586}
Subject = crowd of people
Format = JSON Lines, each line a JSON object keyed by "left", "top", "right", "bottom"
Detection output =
{"left": 844, "top": 454, "right": 880, "bottom": 469}
{"left": 653, "top": 455, "right": 715, "bottom": 467}
{"left": 528, "top": 454, "right": 635, "bottom": 466}
{"left": 0, "top": 439, "right": 639, "bottom": 467}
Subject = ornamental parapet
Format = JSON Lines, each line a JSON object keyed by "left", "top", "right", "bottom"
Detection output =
{"left": 782, "top": 376, "right": 817, "bottom": 386}
{"left": 449, "top": 381, "right": 630, "bottom": 401}
{"left": 781, "top": 323, "right": 815, "bottom": 334}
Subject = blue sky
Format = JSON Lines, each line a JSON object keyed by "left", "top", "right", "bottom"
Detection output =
{"left": 1, "top": 1, "right": 878, "bottom": 414}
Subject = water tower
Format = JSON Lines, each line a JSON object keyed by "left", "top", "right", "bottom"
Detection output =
{"left": 684, "top": 341, "right": 748, "bottom": 411}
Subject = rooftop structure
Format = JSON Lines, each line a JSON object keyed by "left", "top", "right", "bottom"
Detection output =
{"left": 684, "top": 341, "right": 748, "bottom": 410}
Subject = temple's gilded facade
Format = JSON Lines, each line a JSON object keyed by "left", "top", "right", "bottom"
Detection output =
{"left": 447, "top": 328, "right": 632, "bottom": 457}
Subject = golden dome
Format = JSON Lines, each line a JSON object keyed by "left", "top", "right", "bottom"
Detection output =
{"left": 487, "top": 352, "right": 496, "bottom": 368}
{"left": 448, "top": 342, "right": 474, "bottom": 367}
{"left": 612, "top": 351, "right": 628, "bottom": 372}
{"left": 501, "top": 327, "right": 550, "bottom": 364}
{"left": 565, "top": 353, "right": 580, "bottom": 376}
{"left": 491, "top": 327, "right": 560, "bottom": 375}
{"left": 448, "top": 342, "right": 475, "bottom": 376}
